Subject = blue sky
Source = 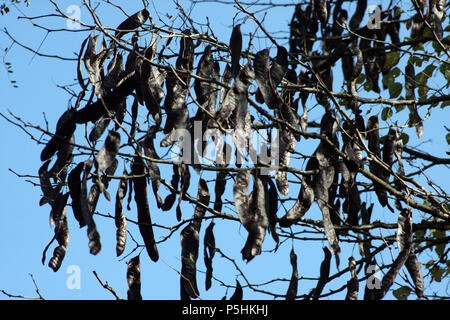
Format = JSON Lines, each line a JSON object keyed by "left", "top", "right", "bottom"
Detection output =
{"left": 0, "top": 0, "right": 449, "bottom": 300}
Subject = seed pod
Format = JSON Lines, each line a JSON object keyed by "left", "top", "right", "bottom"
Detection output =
{"left": 279, "top": 179, "right": 314, "bottom": 227}
{"left": 162, "top": 164, "right": 180, "bottom": 211}
{"left": 192, "top": 179, "right": 210, "bottom": 230}
{"left": 397, "top": 209, "right": 424, "bottom": 298}
{"left": 213, "top": 171, "right": 227, "bottom": 213}
{"left": 286, "top": 249, "right": 298, "bottom": 300}
{"left": 81, "top": 160, "right": 102, "bottom": 255}
{"left": 127, "top": 255, "right": 142, "bottom": 300}
{"left": 48, "top": 201, "right": 70, "bottom": 272}
{"left": 88, "top": 159, "right": 118, "bottom": 214}
{"left": 83, "top": 35, "right": 109, "bottom": 100}
{"left": 234, "top": 170, "right": 269, "bottom": 262}
{"left": 367, "top": 209, "right": 412, "bottom": 300}
{"left": 115, "top": 8, "right": 150, "bottom": 39}
{"left": 103, "top": 49, "right": 125, "bottom": 89}
{"left": 349, "top": 0, "right": 367, "bottom": 30}
{"left": 142, "top": 128, "right": 163, "bottom": 208}
{"left": 382, "top": 128, "right": 396, "bottom": 184}
{"left": 41, "top": 108, "right": 77, "bottom": 162}
{"left": 115, "top": 169, "right": 128, "bottom": 257}
{"left": 95, "top": 130, "right": 121, "bottom": 173}
{"left": 345, "top": 257, "right": 359, "bottom": 300}
{"left": 312, "top": 0, "right": 328, "bottom": 26}
{"left": 180, "top": 223, "right": 200, "bottom": 299}
{"left": 141, "top": 35, "right": 165, "bottom": 122}
{"left": 131, "top": 156, "right": 159, "bottom": 262}
{"left": 67, "top": 162, "right": 86, "bottom": 228}
{"left": 311, "top": 247, "right": 332, "bottom": 300}
{"left": 405, "top": 63, "right": 423, "bottom": 138}
{"left": 264, "top": 177, "right": 279, "bottom": 243}
{"left": 204, "top": 221, "right": 215, "bottom": 291}
{"left": 229, "top": 24, "right": 242, "bottom": 78}
{"left": 366, "top": 116, "right": 388, "bottom": 208}
{"left": 255, "top": 46, "right": 289, "bottom": 104}
{"left": 39, "top": 160, "right": 58, "bottom": 207}
{"left": 229, "top": 280, "right": 243, "bottom": 300}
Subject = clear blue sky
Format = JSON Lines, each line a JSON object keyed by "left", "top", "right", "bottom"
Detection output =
{"left": 0, "top": 0, "right": 449, "bottom": 300}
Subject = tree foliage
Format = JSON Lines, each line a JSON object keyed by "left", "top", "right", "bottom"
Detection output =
{"left": 2, "top": 0, "right": 450, "bottom": 300}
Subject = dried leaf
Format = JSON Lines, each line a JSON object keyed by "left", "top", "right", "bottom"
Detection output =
{"left": 132, "top": 156, "right": 159, "bottom": 262}
{"left": 127, "top": 255, "right": 142, "bottom": 300}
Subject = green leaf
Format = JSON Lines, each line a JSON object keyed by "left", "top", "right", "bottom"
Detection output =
{"left": 356, "top": 73, "right": 366, "bottom": 85}
{"left": 418, "top": 85, "right": 429, "bottom": 98}
{"left": 394, "top": 7, "right": 403, "bottom": 18}
{"left": 394, "top": 101, "right": 406, "bottom": 113}
{"left": 384, "top": 51, "right": 401, "bottom": 71}
{"left": 431, "top": 266, "right": 445, "bottom": 282}
{"left": 410, "top": 56, "right": 424, "bottom": 68}
{"left": 436, "top": 243, "right": 446, "bottom": 257}
{"left": 401, "top": 133, "right": 409, "bottom": 145}
{"left": 393, "top": 286, "right": 411, "bottom": 300}
{"left": 446, "top": 133, "right": 450, "bottom": 145}
{"left": 389, "top": 82, "right": 402, "bottom": 98}
{"left": 440, "top": 64, "right": 450, "bottom": 82}
{"left": 381, "top": 107, "right": 393, "bottom": 121}
{"left": 391, "top": 67, "right": 401, "bottom": 78}
{"left": 423, "top": 64, "right": 436, "bottom": 77}
{"left": 406, "top": 19, "right": 412, "bottom": 30}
